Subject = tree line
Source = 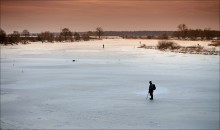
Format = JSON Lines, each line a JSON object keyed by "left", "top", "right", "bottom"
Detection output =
{"left": 173, "top": 24, "right": 219, "bottom": 40}
{"left": 0, "top": 27, "right": 104, "bottom": 45}
{"left": 1, "top": 24, "right": 219, "bottom": 45}
{"left": 121, "top": 24, "right": 219, "bottom": 40}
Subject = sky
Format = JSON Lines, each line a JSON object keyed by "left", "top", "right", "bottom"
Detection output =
{"left": 0, "top": 0, "right": 219, "bottom": 33}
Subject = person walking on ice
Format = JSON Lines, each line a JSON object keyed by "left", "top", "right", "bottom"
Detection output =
{"left": 148, "top": 81, "right": 156, "bottom": 100}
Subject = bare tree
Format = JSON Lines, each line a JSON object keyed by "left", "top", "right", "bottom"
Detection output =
{"left": 60, "top": 28, "right": 72, "bottom": 41}
{"left": 22, "top": 29, "right": 30, "bottom": 37}
{"left": 21, "top": 29, "right": 30, "bottom": 44}
{"left": 40, "top": 31, "right": 54, "bottom": 43}
{"left": 96, "top": 27, "right": 104, "bottom": 39}
{"left": 177, "top": 24, "right": 188, "bottom": 39}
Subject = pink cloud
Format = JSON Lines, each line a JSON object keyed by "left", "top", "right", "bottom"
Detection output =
{"left": 1, "top": 0, "right": 219, "bottom": 33}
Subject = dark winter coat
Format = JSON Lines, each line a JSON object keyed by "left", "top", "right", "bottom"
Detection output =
{"left": 149, "top": 84, "right": 155, "bottom": 93}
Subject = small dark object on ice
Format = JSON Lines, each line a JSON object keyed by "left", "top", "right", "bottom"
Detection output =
{"left": 72, "top": 60, "right": 76, "bottom": 62}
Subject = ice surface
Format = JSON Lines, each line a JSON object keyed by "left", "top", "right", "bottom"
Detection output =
{"left": 1, "top": 39, "right": 219, "bottom": 129}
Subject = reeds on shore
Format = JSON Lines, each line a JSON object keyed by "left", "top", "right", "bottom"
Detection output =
{"left": 138, "top": 40, "right": 220, "bottom": 55}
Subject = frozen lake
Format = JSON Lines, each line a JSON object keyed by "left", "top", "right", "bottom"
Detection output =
{"left": 1, "top": 39, "right": 219, "bottom": 129}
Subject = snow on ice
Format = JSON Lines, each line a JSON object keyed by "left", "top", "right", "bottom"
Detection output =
{"left": 1, "top": 39, "right": 219, "bottom": 129}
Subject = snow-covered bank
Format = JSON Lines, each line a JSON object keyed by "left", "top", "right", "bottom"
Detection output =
{"left": 1, "top": 39, "right": 219, "bottom": 129}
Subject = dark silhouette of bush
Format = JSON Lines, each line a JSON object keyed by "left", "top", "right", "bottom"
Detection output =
{"left": 73, "top": 32, "right": 80, "bottom": 41}
{"left": 21, "top": 29, "right": 30, "bottom": 44}
{"left": 38, "top": 31, "right": 54, "bottom": 43}
{"left": 82, "top": 33, "right": 90, "bottom": 41}
{"left": 8, "top": 31, "right": 21, "bottom": 44}
{"left": 0, "top": 28, "right": 7, "bottom": 44}
{"left": 157, "top": 40, "right": 180, "bottom": 50}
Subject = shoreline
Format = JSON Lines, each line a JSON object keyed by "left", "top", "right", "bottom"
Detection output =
{"left": 1, "top": 39, "right": 219, "bottom": 56}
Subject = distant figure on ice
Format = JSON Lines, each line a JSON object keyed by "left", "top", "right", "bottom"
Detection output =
{"left": 103, "top": 44, "right": 105, "bottom": 48}
{"left": 148, "top": 81, "right": 156, "bottom": 100}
